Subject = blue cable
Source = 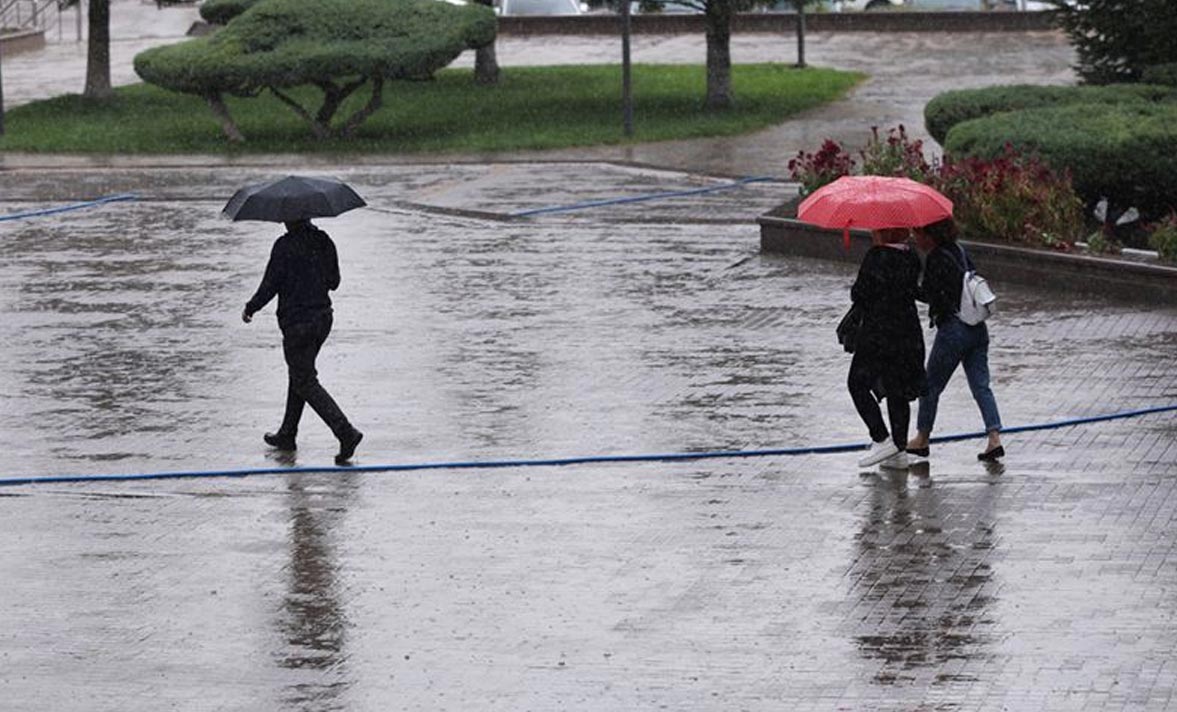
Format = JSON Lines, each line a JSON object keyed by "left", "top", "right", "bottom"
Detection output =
{"left": 511, "top": 176, "right": 776, "bottom": 217}
{"left": 1, "top": 404, "right": 1173, "bottom": 488}
{"left": 0, "top": 193, "right": 139, "bottom": 222}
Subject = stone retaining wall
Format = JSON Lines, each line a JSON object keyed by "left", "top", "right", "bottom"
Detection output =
{"left": 498, "top": 10, "right": 1057, "bottom": 35}
{"left": 759, "top": 214, "right": 1177, "bottom": 306}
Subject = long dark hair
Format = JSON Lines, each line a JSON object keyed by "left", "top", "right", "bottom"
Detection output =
{"left": 920, "top": 218, "right": 958, "bottom": 247}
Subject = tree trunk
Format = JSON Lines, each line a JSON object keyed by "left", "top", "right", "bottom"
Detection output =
{"left": 475, "top": 43, "right": 500, "bottom": 85}
{"left": 703, "top": 4, "right": 733, "bottom": 111}
{"left": 339, "top": 76, "right": 384, "bottom": 137}
{"left": 84, "top": 0, "right": 113, "bottom": 100}
{"left": 271, "top": 87, "right": 330, "bottom": 139}
{"left": 205, "top": 93, "right": 245, "bottom": 142}
{"left": 794, "top": 1, "right": 807, "bottom": 68}
{"left": 474, "top": 0, "right": 500, "bottom": 85}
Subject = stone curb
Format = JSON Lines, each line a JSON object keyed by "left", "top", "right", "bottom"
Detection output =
{"left": 0, "top": 28, "right": 45, "bottom": 56}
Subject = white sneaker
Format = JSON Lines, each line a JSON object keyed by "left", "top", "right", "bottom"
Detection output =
{"left": 879, "top": 451, "right": 909, "bottom": 470}
{"left": 858, "top": 440, "right": 899, "bottom": 468}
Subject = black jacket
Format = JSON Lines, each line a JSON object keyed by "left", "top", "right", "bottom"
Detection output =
{"left": 920, "top": 243, "right": 971, "bottom": 328}
{"left": 245, "top": 223, "right": 340, "bottom": 330}
{"left": 850, "top": 244, "right": 926, "bottom": 401}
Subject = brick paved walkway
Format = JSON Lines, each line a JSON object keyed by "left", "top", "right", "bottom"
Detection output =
{"left": 0, "top": 163, "right": 1174, "bottom": 710}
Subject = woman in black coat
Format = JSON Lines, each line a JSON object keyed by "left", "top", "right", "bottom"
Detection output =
{"left": 848, "top": 228, "right": 927, "bottom": 469}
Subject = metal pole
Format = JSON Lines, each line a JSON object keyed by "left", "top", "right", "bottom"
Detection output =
{"left": 621, "top": 0, "right": 633, "bottom": 137}
{"left": 77, "top": 0, "right": 83, "bottom": 42}
{"left": 0, "top": 38, "right": 6, "bottom": 137}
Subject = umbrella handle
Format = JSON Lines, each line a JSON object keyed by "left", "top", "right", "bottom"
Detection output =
{"left": 843, "top": 227, "right": 850, "bottom": 252}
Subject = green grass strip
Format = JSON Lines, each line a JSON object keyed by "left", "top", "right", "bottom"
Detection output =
{"left": 0, "top": 63, "right": 861, "bottom": 154}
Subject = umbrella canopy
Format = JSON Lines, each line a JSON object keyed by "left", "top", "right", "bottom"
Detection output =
{"left": 797, "top": 175, "right": 953, "bottom": 248}
{"left": 222, "top": 175, "right": 367, "bottom": 222}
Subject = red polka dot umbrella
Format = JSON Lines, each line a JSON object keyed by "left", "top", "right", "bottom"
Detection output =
{"left": 797, "top": 175, "right": 953, "bottom": 249}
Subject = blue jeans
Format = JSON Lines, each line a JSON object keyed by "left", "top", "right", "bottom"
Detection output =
{"left": 917, "top": 317, "right": 1002, "bottom": 434}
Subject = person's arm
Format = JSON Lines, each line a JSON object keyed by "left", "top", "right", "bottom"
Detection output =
{"left": 324, "top": 235, "right": 341, "bottom": 292}
{"left": 244, "top": 242, "right": 284, "bottom": 321}
{"left": 850, "top": 249, "right": 881, "bottom": 305}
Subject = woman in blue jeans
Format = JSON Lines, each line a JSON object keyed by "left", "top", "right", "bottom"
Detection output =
{"left": 906, "top": 218, "right": 1005, "bottom": 461}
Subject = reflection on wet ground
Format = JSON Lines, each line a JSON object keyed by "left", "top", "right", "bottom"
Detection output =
{"left": 0, "top": 163, "right": 1175, "bottom": 710}
{"left": 849, "top": 470, "right": 998, "bottom": 686}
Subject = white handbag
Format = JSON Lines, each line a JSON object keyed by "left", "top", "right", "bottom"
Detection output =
{"left": 951, "top": 244, "right": 996, "bottom": 326}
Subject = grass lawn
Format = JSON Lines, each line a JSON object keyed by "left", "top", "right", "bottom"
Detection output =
{"left": 0, "top": 64, "right": 861, "bottom": 155}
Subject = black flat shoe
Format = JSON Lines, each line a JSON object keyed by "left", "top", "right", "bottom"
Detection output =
{"left": 906, "top": 447, "right": 929, "bottom": 458}
{"left": 978, "top": 445, "right": 1005, "bottom": 462}
{"left": 264, "top": 432, "right": 297, "bottom": 451}
{"left": 335, "top": 429, "right": 363, "bottom": 465}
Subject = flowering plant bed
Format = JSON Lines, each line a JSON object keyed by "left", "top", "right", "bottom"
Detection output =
{"left": 758, "top": 209, "right": 1177, "bottom": 306}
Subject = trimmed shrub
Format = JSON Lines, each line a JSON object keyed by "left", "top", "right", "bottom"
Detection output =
{"left": 1141, "top": 63, "right": 1177, "bottom": 88}
{"left": 135, "top": 0, "right": 495, "bottom": 141}
{"left": 1053, "top": 0, "right": 1177, "bottom": 85}
{"left": 199, "top": 0, "right": 263, "bottom": 24}
{"left": 924, "top": 83, "right": 1177, "bottom": 145}
{"left": 943, "top": 102, "right": 1177, "bottom": 219}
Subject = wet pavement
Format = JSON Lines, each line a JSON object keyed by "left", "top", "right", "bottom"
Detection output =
{"left": 3, "top": 7, "right": 1177, "bottom": 712}
{"left": 1, "top": 163, "right": 1176, "bottom": 711}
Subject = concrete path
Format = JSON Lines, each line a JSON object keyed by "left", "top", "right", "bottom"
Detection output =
{"left": 0, "top": 162, "right": 1175, "bottom": 711}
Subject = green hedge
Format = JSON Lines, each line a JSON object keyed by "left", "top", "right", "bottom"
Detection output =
{"left": 924, "top": 83, "right": 1177, "bottom": 145}
{"left": 1141, "top": 63, "right": 1177, "bottom": 87}
{"left": 199, "top": 0, "right": 263, "bottom": 24}
{"left": 943, "top": 102, "right": 1177, "bottom": 218}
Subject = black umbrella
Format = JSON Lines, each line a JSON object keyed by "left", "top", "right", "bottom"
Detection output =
{"left": 222, "top": 175, "right": 367, "bottom": 222}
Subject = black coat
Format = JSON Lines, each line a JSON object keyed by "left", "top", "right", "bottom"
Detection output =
{"left": 850, "top": 244, "right": 926, "bottom": 401}
{"left": 245, "top": 223, "right": 341, "bottom": 331}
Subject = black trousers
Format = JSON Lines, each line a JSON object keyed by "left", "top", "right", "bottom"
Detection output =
{"left": 278, "top": 311, "right": 352, "bottom": 439}
{"left": 848, "top": 350, "right": 909, "bottom": 450}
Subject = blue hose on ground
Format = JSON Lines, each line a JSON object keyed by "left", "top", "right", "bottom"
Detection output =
{"left": 1, "top": 404, "right": 1173, "bottom": 488}
{"left": 0, "top": 194, "right": 139, "bottom": 222}
{"left": 511, "top": 177, "right": 776, "bottom": 217}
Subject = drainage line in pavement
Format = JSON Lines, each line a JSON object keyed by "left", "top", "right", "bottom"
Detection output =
{"left": 1, "top": 404, "right": 1174, "bottom": 488}
{"left": 0, "top": 193, "right": 139, "bottom": 222}
{"left": 511, "top": 176, "right": 776, "bottom": 217}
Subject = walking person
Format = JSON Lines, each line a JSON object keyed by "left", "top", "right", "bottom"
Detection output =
{"left": 242, "top": 219, "right": 363, "bottom": 464}
{"left": 849, "top": 228, "right": 927, "bottom": 470}
{"left": 906, "top": 218, "right": 1004, "bottom": 461}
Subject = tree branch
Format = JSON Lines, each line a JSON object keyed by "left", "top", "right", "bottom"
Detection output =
{"left": 315, "top": 78, "right": 367, "bottom": 126}
{"left": 270, "top": 86, "right": 330, "bottom": 139}
{"left": 204, "top": 92, "right": 245, "bottom": 143}
{"left": 338, "top": 76, "right": 383, "bottom": 138}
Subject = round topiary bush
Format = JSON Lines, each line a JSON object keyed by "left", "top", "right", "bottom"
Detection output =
{"left": 943, "top": 101, "right": 1177, "bottom": 219}
{"left": 924, "top": 83, "right": 1177, "bottom": 145}
{"left": 135, "top": 0, "right": 495, "bottom": 141}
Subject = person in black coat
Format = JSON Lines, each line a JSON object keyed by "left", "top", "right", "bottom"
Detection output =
{"left": 849, "top": 228, "right": 927, "bottom": 469}
{"left": 243, "top": 219, "right": 363, "bottom": 464}
{"left": 906, "top": 218, "right": 1004, "bottom": 461}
